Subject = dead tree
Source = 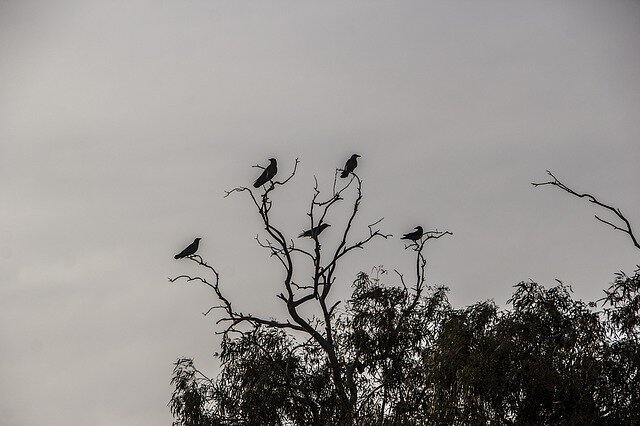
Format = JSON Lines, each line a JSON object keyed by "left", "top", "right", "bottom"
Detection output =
{"left": 169, "top": 159, "right": 450, "bottom": 421}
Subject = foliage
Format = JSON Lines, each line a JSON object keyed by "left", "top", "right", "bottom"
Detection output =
{"left": 170, "top": 269, "right": 640, "bottom": 425}
{"left": 169, "top": 164, "right": 639, "bottom": 424}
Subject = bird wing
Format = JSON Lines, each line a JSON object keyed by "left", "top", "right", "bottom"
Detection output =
{"left": 299, "top": 229, "right": 311, "bottom": 238}
{"left": 253, "top": 168, "right": 270, "bottom": 188}
{"left": 341, "top": 157, "right": 357, "bottom": 178}
{"left": 401, "top": 230, "right": 419, "bottom": 240}
{"left": 175, "top": 241, "right": 196, "bottom": 259}
{"left": 341, "top": 160, "right": 352, "bottom": 177}
{"left": 266, "top": 162, "right": 277, "bottom": 180}
{"left": 254, "top": 162, "right": 277, "bottom": 187}
{"left": 346, "top": 156, "right": 356, "bottom": 172}
{"left": 300, "top": 224, "right": 325, "bottom": 238}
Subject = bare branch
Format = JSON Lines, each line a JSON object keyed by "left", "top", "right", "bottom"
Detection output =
{"left": 394, "top": 269, "right": 407, "bottom": 291}
{"left": 255, "top": 234, "right": 288, "bottom": 268}
{"left": 273, "top": 157, "right": 300, "bottom": 187}
{"left": 169, "top": 255, "right": 307, "bottom": 335}
{"left": 291, "top": 281, "right": 315, "bottom": 291}
{"left": 594, "top": 215, "right": 628, "bottom": 233}
{"left": 319, "top": 217, "right": 392, "bottom": 277}
{"left": 202, "top": 305, "right": 226, "bottom": 316}
{"left": 400, "top": 229, "right": 453, "bottom": 315}
{"left": 328, "top": 300, "right": 341, "bottom": 316}
{"left": 223, "top": 186, "right": 262, "bottom": 213}
{"left": 532, "top": 170, "right": 639, "bottom": 250}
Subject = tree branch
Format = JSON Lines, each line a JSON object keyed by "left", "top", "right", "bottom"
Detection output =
{"left": 532, "top": 170, "right": 639, "bottom": 250}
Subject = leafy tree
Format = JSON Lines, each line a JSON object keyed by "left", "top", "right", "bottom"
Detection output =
{"left": 169, "top": 163, "right": 639, "bottom": 425}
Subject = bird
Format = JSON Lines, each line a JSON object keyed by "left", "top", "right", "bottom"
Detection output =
{"left": 340, "top": 154, "right": 361, "bottom": 178}
{"left": 174, "top": 238, "right": 201, "bottom": 259}
{"left": 253, "top": 158, "right": 278, "bottom": 188}
{"left": 299, "top": 223, "right": 331, "bottom": 238}
{"left": 401, "top": 226, "right": 423, "bottom": 242}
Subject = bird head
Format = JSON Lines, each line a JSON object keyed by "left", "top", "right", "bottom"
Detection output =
{"left": 415, "top": 226, "right": 423, "bottom": 232}
{"left": 352, "top": 154, "right": 361, "bottom": 158}
{"left": 321, "top": 223, "right": 331, "bottom": 229}
{"left": 195, "top": 237, "right": 202, "bottom": 242}
{"left": 269, "top": 158, "right": 277, "bottom": 164}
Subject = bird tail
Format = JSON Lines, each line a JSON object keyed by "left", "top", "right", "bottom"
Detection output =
{"left": 340, "top": 170, "right": 349, "bottom": 178}
{"left": 174, "top": 254, "right": 180, "bottom": 259}
{"left": 253, "top": 181, "right": 261, "bottom": 188}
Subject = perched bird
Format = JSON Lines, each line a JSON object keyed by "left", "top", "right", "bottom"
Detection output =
{"left": 299, "top": 223, "right": 331, "bottom": 238}
{"left": 174, "top": 238, "right": 201, "bottom": 259}
{"left": 340, "top": 154, "right": 361, "bottom": 178}
{"left": 253, "top": 158, "right": 278, "bottom": 188}
{"left": 401, "top": 226, "right": 424, "bottom": 242}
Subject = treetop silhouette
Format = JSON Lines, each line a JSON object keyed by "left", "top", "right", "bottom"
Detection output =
{"left": 168, "top": 159, "right": 639, "bottom": 425}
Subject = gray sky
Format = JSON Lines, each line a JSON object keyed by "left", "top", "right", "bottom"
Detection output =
{"left": 1, "top": 1, "right": 639, "bottom": 424}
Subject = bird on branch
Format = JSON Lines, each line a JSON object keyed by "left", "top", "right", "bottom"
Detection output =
{"left": 253, "top": 158, "right": 278, "bottom": 188}
{"left": 174, "top": 238, "right": 201, "bottom": 259}
{"left": 401, "top": 226, "right": 423, "bottom": 242}
{"left": 299, "top": 223, "right": 331, "bottom": 238}
{"left": 340, "top": 154, "right": 361, "bottom": 178}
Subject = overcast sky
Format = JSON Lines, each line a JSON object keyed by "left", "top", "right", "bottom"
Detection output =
{"left": 1, "top": 1, "right": 639, "bottom": 424}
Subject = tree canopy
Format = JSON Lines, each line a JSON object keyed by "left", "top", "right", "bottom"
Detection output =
{"left": 169, "top": 160, "right": 639, "bottom": 425}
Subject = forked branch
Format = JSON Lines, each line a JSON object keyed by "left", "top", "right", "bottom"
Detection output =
{"left": 169, "top": 255, "right": 305, "bottom": 334}
{"left": 532, "top": 170, "right": 639, "bottom": 250}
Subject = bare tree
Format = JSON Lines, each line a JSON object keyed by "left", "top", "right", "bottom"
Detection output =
{"left": 168, "top": 167, "right": 640, "bottom": 425}
{"left": 169, "top": 159, "right": 451, "bottom": 421}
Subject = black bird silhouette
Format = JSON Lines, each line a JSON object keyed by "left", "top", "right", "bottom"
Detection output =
{"left": 340, "top": 154, "right": 361, "bottom": 178}
{"left": 299, "top": 223, "right": 331, "bottom": 238}
{"left": 401, "top": 226, "right": 423, "bottom": 242}
{"left": 253, "top": 158, "right": 278, "bottom": 188}
{"left": 174, "top": 238, "right": 201, "bottom": 259}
